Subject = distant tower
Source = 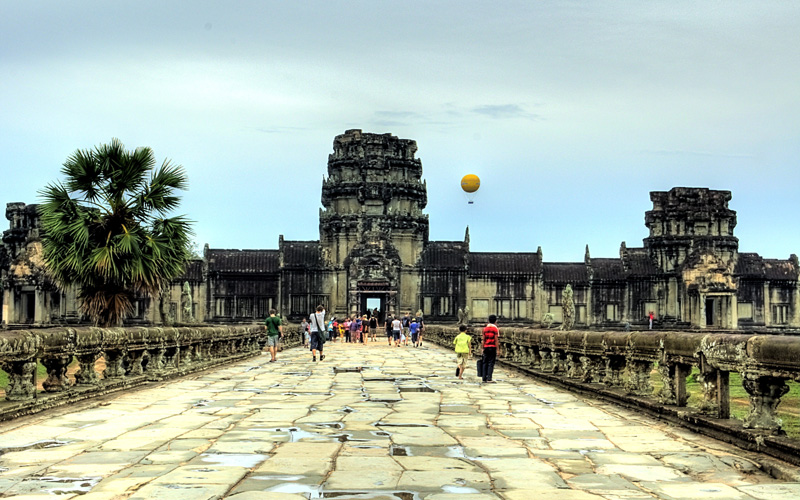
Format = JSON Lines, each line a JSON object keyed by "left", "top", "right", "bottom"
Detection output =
{"left": 319, "top": 129, "right": 429, "bottom": 267}
{"left": 644, "top": 187, "right": 738, "bottom": 273}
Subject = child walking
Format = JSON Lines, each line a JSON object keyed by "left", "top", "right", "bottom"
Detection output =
{"left": 453, "top": 325, "right": 472, "bottom": 380}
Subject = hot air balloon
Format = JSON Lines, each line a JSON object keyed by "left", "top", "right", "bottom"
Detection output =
{"left": 461, "top": 174, "right": 480, "bottom": 204}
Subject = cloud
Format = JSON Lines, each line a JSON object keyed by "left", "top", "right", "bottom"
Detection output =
{"left": 471, "top": 104, "right": 540, "bottom": 120}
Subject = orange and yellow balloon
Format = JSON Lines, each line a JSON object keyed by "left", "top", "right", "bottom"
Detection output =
{"left": 461, "top": 174, "right": 480, "bottom": 204}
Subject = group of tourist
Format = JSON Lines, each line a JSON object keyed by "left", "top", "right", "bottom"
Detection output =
{"left": 453, "top": 314, "right": 500, "bottom": 383}
{"left": 265, "top": 306, "right": 428, "bottom": 363}
{"left": 266, "top": 305, "right": 501, "bottom": 385}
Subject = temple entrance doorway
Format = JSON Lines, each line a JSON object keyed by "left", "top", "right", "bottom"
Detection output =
{"left": 352, "top": 281, "right": 396, "bottom": 322}
{"left": 706, "top": 298, "right": 716, "bottom": 326}
{"left": 363, "top": 296, "right": 384, "bottom": 324}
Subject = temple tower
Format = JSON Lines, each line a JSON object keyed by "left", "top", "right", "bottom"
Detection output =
{"left": 644, "top": 188, "right": 739, "bottom": 328}
{"left": 319, "top": 130, "right": 429, "bottom": 318}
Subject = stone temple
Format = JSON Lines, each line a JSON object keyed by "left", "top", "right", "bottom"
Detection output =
{"left": 1, "top": 130, "right": 798, "bottom": 330}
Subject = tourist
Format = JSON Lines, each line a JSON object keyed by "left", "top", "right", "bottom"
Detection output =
{"left": 350, "top": 315, "right": 361, "bottom": 343}
{"left": 338, "top": 321, "right": 345, "bottom": 341}
{"left": 300, "top": 318, "right": 310, "bottom": 348}
{"left": 649, "top": 311, "right": 654, "bottom": 330}
{"left": 309, "top": 305, "right": 326, "bottom": 362}
{"left": 453, "top": 325, "right": 472, "bottom": 380}
{"left": 369, "top": 315, "right": 378, "bottom": 342}
{"left": 385, "top": 315, "right": 394, "bottom": 345}
{"left": 409, "top": 317, "right": 420, "bottom": 347}
{"left": 480, "top": 314, "right": 500, "bottom": 383}
{"left": 392, "top": 315, "right": 403, "bottom": 347}
{"left": 415, "top": 315, "right": 425, "bottom": 347}
{"left": 402, "top": 312, "right": 411, "bottom": 340}
{"left": 263, "top": 308, "right": 284, "bottom": 363}
{"left": 361, "top": 315, "right": 369, "bottom": 343}
{"left": 343, "top": 318, "right": 351, "bottom": 342}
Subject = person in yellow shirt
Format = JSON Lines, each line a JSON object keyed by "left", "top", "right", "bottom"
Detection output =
{"left": 453, "top": 325, "right": 472, "bottom": 380}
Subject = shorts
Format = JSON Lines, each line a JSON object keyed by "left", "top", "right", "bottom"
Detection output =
{"left": 266, "top": 335, "right": 280, "bottom": 347}
{"left": 310, "top": 334, "right": 324, "bottom": 351}
{"left": 456, "top": 352, "right": 469, "bottom": 366}
{"left": 393, "top": 330, "right": 401, "bottom": 340}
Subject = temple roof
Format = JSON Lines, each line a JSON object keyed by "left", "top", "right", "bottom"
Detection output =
{"left": 420, "top": 242, "right": 467, "bottom": 269}
{"left": 736, "top": 253, "right": 798, "bottom": 280}
{"left": 543, "top": 262, "right": 589, "bottom": 284}
{"left": 469, "top": 252, "right": 541, "bottom": 275}
{"left": 281, "top": 240, "right": 323, "bottom": 268}
{"left": 591, "top": 258, "right": 626, "bottom": 281}
{"left": 624, "top": 248, "right": 659, "bottom": 276}
{"left": 175, "top": 259, "right": 204, "bottom": 282}
{"left": 207, "top": 249, "right": 279, "bottom": 274}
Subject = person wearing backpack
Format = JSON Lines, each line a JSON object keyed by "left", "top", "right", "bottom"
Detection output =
{"left": 309, "top": 305, "right": 327, "bottom": 362}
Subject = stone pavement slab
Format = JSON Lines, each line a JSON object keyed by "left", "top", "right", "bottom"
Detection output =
{"left": 1, "top": 340, "right": 799, "bottom": 499}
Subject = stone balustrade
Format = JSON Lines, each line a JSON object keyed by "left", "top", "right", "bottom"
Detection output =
{"left": 0, "top": 324, "right": 302, "bottom": 420}
{"left": 426, "top": 325, "right": 800, "bottom": 466}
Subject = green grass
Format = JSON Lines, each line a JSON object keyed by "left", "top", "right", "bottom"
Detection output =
{"left": 651, "top": 366, "right": 800, "bottom": 439}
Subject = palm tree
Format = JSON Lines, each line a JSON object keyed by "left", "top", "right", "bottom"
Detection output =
{"left": 38, "top": 138, "right": 194, "bottom": 327}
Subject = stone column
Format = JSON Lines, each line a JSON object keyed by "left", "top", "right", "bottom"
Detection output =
{"left": 42, "top": 355, "right": 73, "bottom": 392}
{"left": 1, "top": 359, "right": 37, "bottom": 401}
{"left": 742, "top": 375, "right": 790, "bottom": 433}
{"left": 74, "top": 353, "right": 101, "bottom": 386}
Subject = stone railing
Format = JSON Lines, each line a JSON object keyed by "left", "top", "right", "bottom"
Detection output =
{"left": 0, "top": 324, "right": 303, "bottom": 420}
{"left": 426, "top": 325, "right": 800, "bottom": 467}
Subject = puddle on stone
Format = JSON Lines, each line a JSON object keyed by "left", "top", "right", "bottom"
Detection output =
{"left": 244, "top": 366, "right": 259, "bottom": 372}
{"left": 390, "top": 446, "right": 410, "bottom": 456}
{"left": 442, "top": 485, "right": 480, "bottom": 494}
{"left": 0, "top": 440, "right": 72, "bottom": 453}
{"left": 283, "top": 392, "right": 334, "bottom": 397}
{"left": 338, "top": 406, "right": 357, "bottom": 413}
{"left": 193, "top": 399, "right": 214, "bottom": 407}
{"left": 324, "top": 491, "right": 419, "bottom": 500}
{"left": 333, "top": 367, "right": 362, "bottom": 373}
{"left": 253, "top": 474, "right": 306, "bottom": 481}
{"left": 284, "top": 372, "right": 312, "bottom": 376}
{"left": 200, "top": 453, "right": 266, "bottom": 468}
{"left": 375, "top": 422, "right": 432, "bottom": 428}
{"left": 372, "top": 431, "right": 392, "bottom": 437}
{"left": 397, "top": 386, "right": 437, "bottom": 393}
{"left": 310, "top": 422, "right": 344, "bottom": 430}
{"left": 24, "top": 476, "right": 101, "bottom": 495}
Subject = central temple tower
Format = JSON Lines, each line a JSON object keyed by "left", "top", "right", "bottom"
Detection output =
{"left": 319, "top": 130, "right": 429, "bottom": 318}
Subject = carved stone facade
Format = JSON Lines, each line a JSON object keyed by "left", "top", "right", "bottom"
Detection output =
{"left": 1, "top": 130, "right": 799, "bottom": 330}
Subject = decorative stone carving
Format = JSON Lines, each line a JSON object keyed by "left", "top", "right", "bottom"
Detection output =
{"left": 41, "top": 355, "right": 72, "bottom": 392}
{"left": 560, "top": 285, "right": 575, "bottom": 331}
{"left": 74, "top": 353, "right": 101, "bottom": 386}
{"left": 181, "top": 281, "right": 193, "bottom": 322}
{"left": 1, "top": 359, "right": 37, "bottom": 400}
{"left": 742, "top": 375, "right": 790, "bottom": 433}
{"left": 103, "top": 349, "right": 127, "bottom": 379}
{"left": 624, "top": 360, "right": 653, "bottom": 396}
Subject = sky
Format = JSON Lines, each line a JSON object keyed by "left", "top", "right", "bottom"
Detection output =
{"left": 2, "top": 1, "right": 799, "bottom": 262}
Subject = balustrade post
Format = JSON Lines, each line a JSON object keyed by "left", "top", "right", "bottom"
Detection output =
{"left": 603, "top": 355, "right": 625, "bottom": 387}
{"left": 1, "top": 359, "right": 37, "bottom": 401}
{"left": 145, "top": 347, "right": 166, "bottom": 376}
{"left": 41, "top": 355, "right": 72, "bottom": 392}
{"left": 74, "top": 353, "right": 101, "bottom": 385}
{"left": 674, "top": 363, "right": 692, "bottom": 407}
{"left": 126, "top": 350, "right": 146, "bottom": 376}
{"left": 103, "top": 349, "right": 127, "bottom": 379}
{"left": 742, "top": 374, "right": 789, "bottom": 433}
{"left": 697, "top": 356, "right": 730, "bottom": 418}
{"left": 567, "top": 353, "right": 583, "bottom": 379}
{"left": 624, "top": 359, "right": 653, "bottom": 396}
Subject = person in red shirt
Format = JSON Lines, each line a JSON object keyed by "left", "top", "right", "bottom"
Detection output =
{"left": 481, "top": 315, "right": 501, "bottom": 383}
